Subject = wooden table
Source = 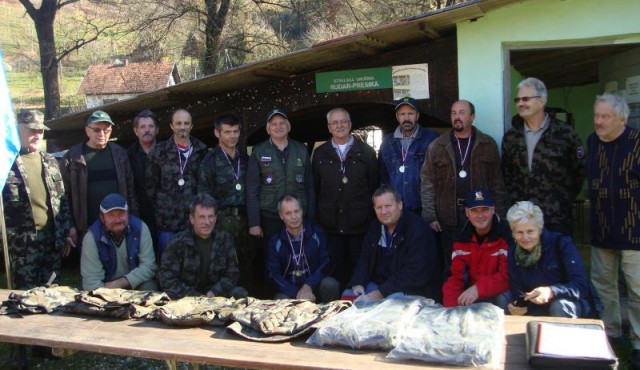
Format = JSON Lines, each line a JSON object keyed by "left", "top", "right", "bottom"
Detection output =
{"left": 0, "top": 290, "right": 602, "bottom": 369}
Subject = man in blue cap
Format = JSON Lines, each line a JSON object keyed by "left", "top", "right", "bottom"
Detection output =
{"left": 442, "top": 189, "right": 509, "bottom": 308}
{"left": 81, "top": 193, "right": 157, "bottom": 290}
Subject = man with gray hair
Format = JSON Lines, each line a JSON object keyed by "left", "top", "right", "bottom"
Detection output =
{"left": 587, "top": 94, "right": 640, "bottom": 365}
{"left": 502, "top": 77, "right": 585, "bottom": 235}
{"left": 312, "top": 107, "right": 378, "bottom": 287}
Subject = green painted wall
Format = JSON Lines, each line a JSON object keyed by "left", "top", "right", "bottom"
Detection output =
{"left": 546, "top": 84, "right": 600, "bottom": 143}
{"left": 457, "top": 0, "right": 640, "bottom": 144}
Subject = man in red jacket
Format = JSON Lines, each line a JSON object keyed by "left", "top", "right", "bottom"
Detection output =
{"left": 442, "top": 189, "right": 510, "bottom": 308}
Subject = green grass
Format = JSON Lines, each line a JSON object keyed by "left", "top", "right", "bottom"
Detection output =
{"left": 6, "top": 70, "right": 85, "bottom": 111}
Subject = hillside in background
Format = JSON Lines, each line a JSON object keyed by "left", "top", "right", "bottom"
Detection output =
{"left": 0, "top": 0, "right": 459, "bottom": 114}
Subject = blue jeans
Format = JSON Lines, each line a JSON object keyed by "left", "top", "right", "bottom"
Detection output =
{"left": 365, "top": 282, "right": 405, "bottom": 299}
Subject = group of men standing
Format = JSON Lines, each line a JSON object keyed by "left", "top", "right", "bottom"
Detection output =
{"left": 2, "top": 76, "right": 640, "bottom": 364}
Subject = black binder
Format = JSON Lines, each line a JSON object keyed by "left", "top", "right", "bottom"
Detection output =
{"left": 526, "top": 320, "right": 618, "bottom": 369}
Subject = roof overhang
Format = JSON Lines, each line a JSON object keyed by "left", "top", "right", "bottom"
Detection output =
{"left": 45, "top": 0, "right": 517, "bottom": 130}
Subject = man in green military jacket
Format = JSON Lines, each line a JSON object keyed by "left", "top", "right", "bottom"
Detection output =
{"left": 2, "top": 110, "right": 73, "bottom": 289}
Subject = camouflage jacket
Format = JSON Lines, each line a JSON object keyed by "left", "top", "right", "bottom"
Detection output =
{"left": 159, "top": 227, "right": 242, "bottom": 299}
{"left": 501, "top": 116, "right": 585, "bottom": 226}
{"left": 198, "top": 146, "right": 248, "bottom": 210}
{"left": 146, "top": 136, "right": 208, "bottom": 232}
{"left": 2, "top": 152, "right": 72, "bottom": 253}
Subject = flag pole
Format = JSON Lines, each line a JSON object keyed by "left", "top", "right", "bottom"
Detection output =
{"left": 1, "top": 196, "right": 12, "bottom": 289}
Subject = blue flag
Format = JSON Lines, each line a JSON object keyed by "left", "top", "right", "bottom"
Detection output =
{"left": 0, "top": 50, "right": 20, "bottom": 189}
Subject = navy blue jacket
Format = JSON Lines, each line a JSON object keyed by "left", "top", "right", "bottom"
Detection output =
{"left": 88, "top": 215, "right": 142, "bottom": 284}
{"left": 267, "top": 221, "right": 330, "bottom": 298}
{"left": 508, "top": 229, "right": 589, "bottom": 304}
{"left": 379, "top": 126, "right": 438, "bottom": 210}
{"left": 587, "top": 128, "right": 640, "bottom": 250}
{"left": 350, "top": 210, "right": 439, "bottom": 298}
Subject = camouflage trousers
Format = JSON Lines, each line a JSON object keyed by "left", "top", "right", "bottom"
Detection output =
{"left": 9, "top": 227, "right": 59, "bottom": 290}
{"left": 217, "top": 210, "right": 259, "bottom": 297}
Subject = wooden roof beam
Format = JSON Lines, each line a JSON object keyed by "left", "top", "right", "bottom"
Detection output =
{"left": 253, "top": 67, "right": 297, "bottom": 79}
{"left": 419, "top": 23, "right": 441, "bottom": 39}
{"left": 347, "top": 43, "right": 381, "bottom": 56}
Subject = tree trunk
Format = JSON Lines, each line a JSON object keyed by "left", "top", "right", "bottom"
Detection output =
{"left": 35, "top": 13, "right": 60, "bottom": 120}
{"left": 21, "top": 0, "right": 61, "bottom": 120}
{"left": 202, "top": 0, "right": 231, "bottom": 76}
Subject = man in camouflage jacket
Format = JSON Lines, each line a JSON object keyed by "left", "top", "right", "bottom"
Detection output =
{"left": 198, "top": 114, "right": 256, "bottom": 295}
{"left": 146, "top": 109, "right": 207, "bottom": 258}
{"left": 159, "top": 193, "right": 247, "bottom": 299}
{"left": 502, "top": 78, "right": 585, "bottom": 234}
{"left": 2, "top": 110, "right": 72, "bottom": 289}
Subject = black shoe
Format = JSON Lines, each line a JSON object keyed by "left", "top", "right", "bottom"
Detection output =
{"left": 8, "top": 344, "right": 28, "bottom": 370}
{"left": 631, "top": 349, "right": 640, "bottom": 369}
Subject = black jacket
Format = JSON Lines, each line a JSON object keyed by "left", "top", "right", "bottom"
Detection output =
{"left": 312, "top": 138, "right": 378, "bottom": 234}
{"left": 350, "top": 210, "right": 439, "bottom": 298}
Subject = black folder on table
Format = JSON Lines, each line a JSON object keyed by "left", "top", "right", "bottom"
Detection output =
{"left": 526, "top": 321, "right": 618, "bottom": 369}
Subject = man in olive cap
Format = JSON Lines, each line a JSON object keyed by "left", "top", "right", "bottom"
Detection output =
{"left": 2, "top": 109, "right": 74, "bottom": 288}
{"left": 61, "top": 110, "right": 138, "bottom": 255}
{"left": 3, "top": 110, "right": 76, "bottom": 370}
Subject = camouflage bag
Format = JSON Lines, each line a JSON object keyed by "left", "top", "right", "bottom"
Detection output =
{"left": 227, "top": 299, "right": 351, "bottom": 342}
{"left": 88, "top": 288, "right": 170, "bottom": 307}
{"left": 1, "top": 285, "right": 80, "bottom": 315}
{"left": 156, "top": 296, "right": 254, "bottom": 327}
{"left": 61, "top": 288, "right": 170, "bottom": 319}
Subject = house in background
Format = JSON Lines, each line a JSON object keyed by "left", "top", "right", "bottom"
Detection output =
{"left": 77, "top": 60, "right": 180, "bottom": 108}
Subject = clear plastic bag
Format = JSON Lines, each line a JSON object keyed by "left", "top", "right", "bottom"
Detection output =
{"left": 306, "top": 296, "right": 435, "bottom": 350}
{"left": 387, "top": 302, "right": 504, "bottom": 368}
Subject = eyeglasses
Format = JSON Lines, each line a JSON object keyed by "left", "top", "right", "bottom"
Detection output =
{"left": 87, "top": 126, "right": 113, "bottom": 134}
{"left": 329, "top": 120, "right": 350, "bottom": 127}
{"left": 513, "top": 96, "right": 542, "bottom": 103}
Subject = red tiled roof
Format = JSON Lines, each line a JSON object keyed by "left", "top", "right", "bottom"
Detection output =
{"left": 77, "top": 61, "right": 179, "bottom": 95}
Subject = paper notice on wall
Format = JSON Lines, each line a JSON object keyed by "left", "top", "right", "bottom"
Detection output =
{"left": 604, "top": 81, "right": 618, "bottom": 94}
{"left": 392, "top": 64, "right": 429, "bottom": 100}
{"left": 626, "top": 75, "right": 640, "bottom": 103}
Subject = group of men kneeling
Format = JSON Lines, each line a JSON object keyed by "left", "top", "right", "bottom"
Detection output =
{"left": 85, "top": 183, "right": 597, "bottom": 321}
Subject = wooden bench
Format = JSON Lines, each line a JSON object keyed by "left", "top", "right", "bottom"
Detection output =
{"left": 0, "top": 289, "right": 602, "bottom": 369}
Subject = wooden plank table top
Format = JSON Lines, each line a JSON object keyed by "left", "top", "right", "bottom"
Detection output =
{"left": 0, "top": 289, "right": 603, "bottom": 369}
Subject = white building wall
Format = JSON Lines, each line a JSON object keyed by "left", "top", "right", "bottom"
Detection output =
{"left": 86, "top": 93, "right": 137, "bottom": 109}
{"left": 456, "top": 0, "right": 640, "bottom": 143}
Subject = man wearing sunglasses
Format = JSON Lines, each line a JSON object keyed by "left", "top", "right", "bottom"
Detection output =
{"left": 62, "top": 110, "right": 139, "bottom": 254}
{"left": 501, "top": 78, "right": 585, "bottom": 235}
